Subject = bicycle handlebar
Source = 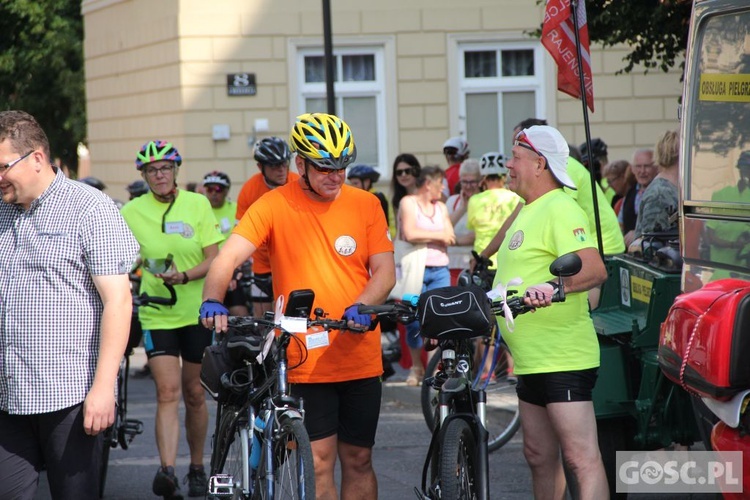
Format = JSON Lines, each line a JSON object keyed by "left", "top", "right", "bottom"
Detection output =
{"left": 226, "top": 313, "right": 365, "bottom": 334}
{"left": 133, "top": 283, "right": 177, "bottom": 308}
{"left": 357, "top": 287, "right": 565, "bottom": 323}
{"left": 496, "top": 291, "right": 564, "bottom": 318}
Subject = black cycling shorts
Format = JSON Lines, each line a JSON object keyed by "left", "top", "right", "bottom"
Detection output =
{"left": 290, "top": 376, "right": 382, "bottom": 448}
{"left": 143, "top": 324, "right": 213, "bottom": 364}
{"left": 516, "top": 368, "right": 598, "bottom": 407}
{"left": 243, "top": 272, "right": 273, "bottom": 303}
{"left": 223, "top": 285, "right": 247, "bottom": 309}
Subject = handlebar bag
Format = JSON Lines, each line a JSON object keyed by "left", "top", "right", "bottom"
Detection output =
{"left": 200, "top": 327, "right": 265, "bottom": 401}
{"left": 417, "top": 284, "right": 493, "bottom": 340}
{"left": 659, "top": 279, "right": 750, "bottom": 400}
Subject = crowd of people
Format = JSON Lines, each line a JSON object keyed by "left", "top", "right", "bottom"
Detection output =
{"left": 0, "top": 106, "right": 687, "bottom": 500}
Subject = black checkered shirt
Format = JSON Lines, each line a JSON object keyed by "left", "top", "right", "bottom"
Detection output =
{"left": 0, "top": 170, "right": 139, "bottom": 414}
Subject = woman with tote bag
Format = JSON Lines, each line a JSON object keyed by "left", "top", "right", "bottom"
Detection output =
{"left": 396, "top": 165, "right": 455, "bottom": 385}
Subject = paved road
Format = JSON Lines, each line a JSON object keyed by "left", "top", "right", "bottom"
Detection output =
{"left": 33, "top": 352, "right": 717, "bottom": 499}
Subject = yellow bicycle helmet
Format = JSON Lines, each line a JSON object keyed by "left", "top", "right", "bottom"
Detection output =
{"left": 289, "top": 113, "right": 357, "bottom": 170}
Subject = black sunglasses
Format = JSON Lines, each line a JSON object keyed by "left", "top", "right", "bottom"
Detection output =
{"left": 395, "top": 168, "right": 414, "bottom": 177}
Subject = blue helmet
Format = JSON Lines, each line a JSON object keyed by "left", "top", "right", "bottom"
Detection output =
{"left": 347, "top": 164, "right": 380, "bottom": 183}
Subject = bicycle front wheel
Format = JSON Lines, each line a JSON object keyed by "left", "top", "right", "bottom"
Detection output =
{"left": 439, "top": 418, "right": 478, "bottom": 500}
{"left": 212, "top": 406, "right": 252, "bottom": 499}
{"left": 252, "top": 415, "right": 314, "bottom": 500}
{"left": 98, "top": 426, "right": 114, "bottom": 498}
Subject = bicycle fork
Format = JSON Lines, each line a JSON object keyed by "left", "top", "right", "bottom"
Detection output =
{"left": 435, "top": 348, "right": 490, "bottom": 500}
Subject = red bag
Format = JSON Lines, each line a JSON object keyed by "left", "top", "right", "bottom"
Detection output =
{"left": 659, "top": 279, "right": 750, "bottom": 400}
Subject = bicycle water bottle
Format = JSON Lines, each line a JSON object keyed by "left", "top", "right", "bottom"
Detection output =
{"left": 249, "top": 412, "right": 268, "bottom": 470}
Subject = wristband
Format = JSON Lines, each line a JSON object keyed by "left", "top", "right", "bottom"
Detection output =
{"left": 182, "top": 272, "right": 189, "bottom": 284}
{"left": 546, "top": 280, "right": 561, "bottom": 296}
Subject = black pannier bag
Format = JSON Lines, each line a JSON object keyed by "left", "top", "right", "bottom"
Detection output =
{"left": 200, "top": 326, "right": 266, "bottom": 401}
{"left": 417, "top": 284, "right": 494, "bottom": 340}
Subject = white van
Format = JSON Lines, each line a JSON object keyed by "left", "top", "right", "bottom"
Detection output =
{"left": 680, "top": 0, "right": 750, "bottom": 290}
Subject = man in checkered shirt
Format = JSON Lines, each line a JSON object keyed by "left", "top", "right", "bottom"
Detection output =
{"left": 0, "top": 110, "right": 139, "bottom": 499}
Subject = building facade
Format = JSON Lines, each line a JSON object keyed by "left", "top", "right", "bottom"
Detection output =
{"left": 82, "top": 0, "right": 683, "bottom": 200}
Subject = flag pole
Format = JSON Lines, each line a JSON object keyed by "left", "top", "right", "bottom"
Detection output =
{"left": 571, "top": 0, "right": 604, "bottom": 259}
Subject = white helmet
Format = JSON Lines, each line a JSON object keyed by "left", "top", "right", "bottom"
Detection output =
{"left": 442, "top": 137, "right": 470, "bottom": 158}
{"left": 480, "top": 152, "right": 507, "bottom": 176}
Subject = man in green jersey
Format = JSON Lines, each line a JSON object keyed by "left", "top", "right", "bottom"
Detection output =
{"left": 494, "top": 125, "right": 608, "bottom": 499}
{"left": 478, "top": 118, "right": 623, "bottom": 307}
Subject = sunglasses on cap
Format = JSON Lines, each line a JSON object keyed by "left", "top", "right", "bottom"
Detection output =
{"left": 514, "top": 131, "right": 548, "bottom": 168}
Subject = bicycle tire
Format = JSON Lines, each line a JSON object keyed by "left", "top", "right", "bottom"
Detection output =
{"left": 438, "top": 418, "right": 478, "bottom": 499}
{"left": 211, "top": 405, "right": 252, "bottom": 499}
{"left": 252, "top": 415, "right": 315, "bottom": 500}
{"left": 99, "top": 426, "right": 113, "bottom": 498}
{"left": 422, "top": 346, "right": 521, "bottom": 451}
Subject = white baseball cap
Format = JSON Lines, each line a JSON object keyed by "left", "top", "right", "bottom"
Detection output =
{"left": 517, "top": 125, "right": 576, "bottom": 190}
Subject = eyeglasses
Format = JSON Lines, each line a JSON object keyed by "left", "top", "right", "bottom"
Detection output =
{"left": 460, "top": 179, "right": 480, "bottom": 186}
{"left": 395, "top": 168, "right": 414, "bottom": 177}
{"left": 633, "top": 163, "right": 655, "bottom": 170}
{"left": 145, "top": 165, "right": 175, "bottom": 177}
{"left": 307, "top": 161, "right": 345, "bottom": 176}
{"left": 262, "top": 161, "right": 289, "bottom": 170}
{"left": 0, "top": 150, "right": 34, "bottom": 175}
{"left": 204, "top": 185, "right": 226, "bottom": 193}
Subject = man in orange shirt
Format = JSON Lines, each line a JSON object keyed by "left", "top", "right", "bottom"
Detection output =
{"left": 201, "top": 113, "right": 395, "bottom": 500}
{"left": 235, "top": 137, "right": 299, "bottom": 316}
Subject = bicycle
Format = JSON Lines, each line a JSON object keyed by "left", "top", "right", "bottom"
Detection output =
{"left": 204, "top": 292, "right": 362, "bottom": 500}
{"left": 98, "top": 281, "right": 177, "bottom": 498}
{"left": 361, "top": 252, "right": 582, "bottom": 500}
{"left": 423, "top": 251, "right": 519, "bottom": 452}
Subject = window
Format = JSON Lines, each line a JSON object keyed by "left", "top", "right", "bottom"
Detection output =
{"left": 297, "top": 48, "right": 386, "bottom": 170}
{"left": 457, "top": 42, "right": 546, "bottom": 159}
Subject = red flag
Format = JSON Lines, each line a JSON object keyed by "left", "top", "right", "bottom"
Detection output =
{"left": 541, "top": 0, "right": 595, "bottom": 113}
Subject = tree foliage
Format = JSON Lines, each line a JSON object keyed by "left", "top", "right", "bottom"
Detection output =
{"left": 0, "top": 0, "right": 85, "bottom": 170}
{"left": 536, "top": 0, "right": 694, "bottom": 74}
{"left": 586, "top": 0, "right": 693, "bottom": 74}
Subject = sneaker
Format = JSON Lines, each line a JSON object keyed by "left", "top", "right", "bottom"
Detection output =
{"left": 153, "top": 466, "right": 183, "bottom": 499}
{"left": 184, "top": 465, "right": 208, "bottom": 497}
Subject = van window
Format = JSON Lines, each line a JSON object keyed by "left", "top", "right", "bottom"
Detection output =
{"left": 686, "top": 11, "right": 750, "bottom": 205}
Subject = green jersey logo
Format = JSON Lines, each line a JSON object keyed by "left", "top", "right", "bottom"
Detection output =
{"left": 573, "top": 227, "right": 587, "bottom": 242}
